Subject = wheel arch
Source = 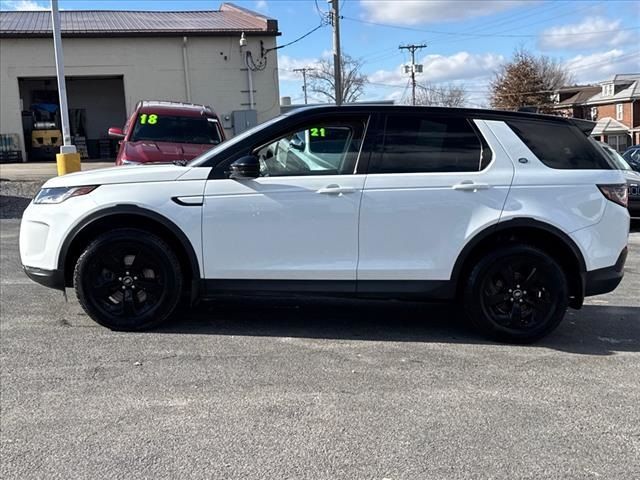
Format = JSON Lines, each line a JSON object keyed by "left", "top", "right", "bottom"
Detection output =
{"left": 451, "top": 218, "right": 587, "bottom": 308}
{"left": 59, "top": 205, "right": 201, "bottom": 297}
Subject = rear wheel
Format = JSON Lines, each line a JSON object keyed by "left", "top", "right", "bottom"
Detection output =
{"left": 74, "top": 228, "right": 183, "bottom": 330}
{"left": 464, "top": 245, "right": 569, "bottom": 343}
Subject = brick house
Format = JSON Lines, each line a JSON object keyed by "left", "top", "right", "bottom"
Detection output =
{"left": 552, "top": 74, "right": 640, "bottom": 152}
{"left": 552, "top": 85, "right": 601, "bottom": 119}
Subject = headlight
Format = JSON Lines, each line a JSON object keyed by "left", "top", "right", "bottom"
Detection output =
{"left": 33, "top": 186, "right": 98, "bottom": 204}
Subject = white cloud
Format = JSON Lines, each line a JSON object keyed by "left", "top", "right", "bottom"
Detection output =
{"left": 360, "top": 0, "right": 536, "bottom": 25}
{"left": 1, "top": 0, "right": 48, "bottom": 10}
{"left": 254, "top": 0, "right": 268, "bottom": 12}
{"left": 565, "top": 49, "right": 640, "bottom": 83}
{"left": 539, "top": 16, "right": 635, "bottom": 50}
{"left": 277, "top": 54, "right": 323, "bottom": 81}
{"left": 369, "top": 51, "right": 504, "bottom": 85}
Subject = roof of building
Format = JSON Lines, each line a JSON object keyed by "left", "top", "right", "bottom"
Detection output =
{"left": 0, "top": 3, "right": 279, "bottom": 38}
{"left": 552, "top": 74, "right": 640, "bottom": 107}
{"left": 556, "top": 84, "right": 596, "bottom": 93}
{"left": 556, "top": 86, "right": 601, "bottom": 107}
{"left": 592, "top": 117, "right": 630, "bottom": 135}
{"left": 600, "top": 73, "right": 640, "bottom": 85}
{"left": 586, "top": 75, "right": 640, "bottom": 105}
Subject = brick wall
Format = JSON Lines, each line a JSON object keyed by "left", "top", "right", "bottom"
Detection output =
{"left": 593, "top": 102, "right": 633, "bottom": 127}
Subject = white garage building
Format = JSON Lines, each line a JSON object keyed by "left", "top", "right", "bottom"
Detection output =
{"left": 0, "top": 3, "right": 280, "bottom": 161}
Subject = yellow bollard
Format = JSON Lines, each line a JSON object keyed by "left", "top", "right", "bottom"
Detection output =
{"left": 56, "top": 151, "right": 81, "bottom": 176}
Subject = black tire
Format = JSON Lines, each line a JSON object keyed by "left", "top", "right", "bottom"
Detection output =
{"left": 464, "top": 244, "right": 569, "bottom": 343}
{"left": 73, "top": 228, "right": 183, "bottom": 331}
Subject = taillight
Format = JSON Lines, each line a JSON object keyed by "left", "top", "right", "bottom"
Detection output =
{"left": 598, "top": 184, "right": 628, "bottom": 208}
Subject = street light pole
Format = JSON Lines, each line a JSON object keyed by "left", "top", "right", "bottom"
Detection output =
{"left": 51, "top": 0, "right": 80, "bottom": 174}
{"left": 51, "top": 0, "right": 73, "bottom": 151}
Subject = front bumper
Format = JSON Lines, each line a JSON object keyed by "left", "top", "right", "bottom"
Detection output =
{"left": 23, "top": 265, "right": 65, "bottom": 291}
{"left": 584, "top": 247, "right": 627, "bottom": 296}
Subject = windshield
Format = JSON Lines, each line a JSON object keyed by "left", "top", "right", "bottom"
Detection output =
{"left": 188, "top": 114, "right": 286, "bottom": 167}
{"left": 130, "top": 113, "right": 222, "bottom": 145}
{"left": 622, "top": 148, "right": 640, "bottom": 171}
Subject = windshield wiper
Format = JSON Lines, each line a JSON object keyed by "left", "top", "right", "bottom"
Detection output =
{"left": 173, "top": 159, "right": 188, "bottom": 166}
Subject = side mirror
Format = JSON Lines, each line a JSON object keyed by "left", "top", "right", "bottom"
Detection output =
{"left": 290, "top": 136, "right": 305, "bottom": 151}
{"left": 108, "top": 127, "right": 125, "bottom": 139}
{"left": 229, "top": 155, "right": 260, "bottom": 179}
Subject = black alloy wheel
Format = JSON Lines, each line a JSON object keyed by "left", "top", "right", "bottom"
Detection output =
{"left": 465, "top": 245, "right": 569, "bottom": 343}
{"left": 74, "top": 228, "right": 183, "bottom": 330}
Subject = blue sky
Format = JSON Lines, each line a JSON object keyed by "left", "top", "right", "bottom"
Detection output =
{"left": 2, "top": 0, "right": 639, "bottom": 106}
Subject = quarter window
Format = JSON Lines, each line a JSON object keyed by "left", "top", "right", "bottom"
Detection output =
{"left": 370, "top": 115, "right": 489, "bottom": 173}
{"left": 507, "top": 119, "right": 612, "bottom": 169}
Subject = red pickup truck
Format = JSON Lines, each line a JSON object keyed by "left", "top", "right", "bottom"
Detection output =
{"left": 108, "top": 100, "right": 226, "bottom": 165}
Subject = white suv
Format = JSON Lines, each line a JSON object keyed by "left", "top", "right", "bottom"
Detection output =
{"left": 20, "top": 106, "right": 630, "bottom": 342}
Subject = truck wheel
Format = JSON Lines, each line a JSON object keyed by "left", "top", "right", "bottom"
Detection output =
{"left": 464, "top": 244, "right": 569, "bottom": 343}
{"left": 73, "top": 228, "right": 183, "bottom": 331}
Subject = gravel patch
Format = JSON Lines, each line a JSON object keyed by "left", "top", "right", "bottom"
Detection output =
{"left": 0, "top": 180, "right": 42, "bottom": 219}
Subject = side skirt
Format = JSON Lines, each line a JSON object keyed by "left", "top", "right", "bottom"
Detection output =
{"left": 201, "top": 279, "right": 455, "bottom": 300}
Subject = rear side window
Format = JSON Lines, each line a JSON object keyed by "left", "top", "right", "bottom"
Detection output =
{"left": 370, "top": 115, "right": 490, "bottom": 174}
{"left": 506, "top": 119, "right": 612, "bottom": 170}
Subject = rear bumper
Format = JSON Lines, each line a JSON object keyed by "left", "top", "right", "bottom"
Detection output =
{"left": 584, "top": 247, "right": 627, "bottom": 296}
{"left": 23, "top": 265, "right": 65, "bottom": 291}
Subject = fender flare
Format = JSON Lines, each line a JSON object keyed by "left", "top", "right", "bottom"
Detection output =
{"left": 450, "top": 217, "right": 587, "bottom": 290}
{"left": 58, "top": 204, "right": 201, "bottom": 280}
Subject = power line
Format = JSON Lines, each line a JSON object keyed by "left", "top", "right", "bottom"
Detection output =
{"left": 425, "top": 0, "right": 571, "bottom": 44}
{"left": 427, "top": 0, "right": 608, "bottom": 46}
{"left": 264, "top": 23, "right": 327, "bottom": 55}
{"left": 342, "top": 15, "right": 638, "bottom": 39}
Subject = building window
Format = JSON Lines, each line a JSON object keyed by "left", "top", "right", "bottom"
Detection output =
{"left": 616, "top": 104, "right": 624, "bottom": 121}
{"left": 608, "top": 134, "right": 629, "bottom": 153}
{"left": 602, "top": 84, "right": 614, "bottom": 96}
{"left": 591, "top": 107, "right": 598, "bottom": 120}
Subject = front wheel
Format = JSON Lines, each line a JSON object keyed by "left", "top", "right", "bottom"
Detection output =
{"left": 73, "top": 228, "right": 183, "bottom": 330}
{"left": 464, "top": 245, "right": 569, "bottom": 343}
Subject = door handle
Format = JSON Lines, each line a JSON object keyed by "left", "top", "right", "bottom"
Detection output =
{"left": 452, "top": 181, "right": 490, "bottom": 191}
{"left": 317, "top": 184, "right": 357, "bottom": 194}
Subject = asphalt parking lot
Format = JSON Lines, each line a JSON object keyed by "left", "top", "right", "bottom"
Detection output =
{"left": 1, "top": 210, "right": 639, "bottom": 478}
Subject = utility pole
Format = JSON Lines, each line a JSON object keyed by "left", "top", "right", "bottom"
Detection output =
{"left": 293, "top": 67, "right": 314, "bottom": 104}
{"left": 51, "top": 0, "right": 80, "bottom": 174}
{"left": 399, "top": 44, "right": 426, "bottom": 105}
{"left": 329, "top": 0, "right": 342, "bottom": 105}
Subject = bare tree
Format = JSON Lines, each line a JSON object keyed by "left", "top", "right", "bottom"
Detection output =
{"left": 490, "top": 48, "right": 575, "bottom": 112}
{"left": 537, "top": 54, "right": 575, "bottom": 92}
{"left": 308, "top": 54, "right": 368, "bottom": 104}
{"left": 412, "top": 83, "right": 467, "bottom": 107}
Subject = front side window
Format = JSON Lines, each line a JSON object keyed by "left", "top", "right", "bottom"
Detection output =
{"left": 370, "top": 115, "right": 489, "bottom": 174}
{"left": 130, "top": 113, "right": 223, "bottom": 145}
{"left": 254, "top": 120, "right": 365, "bottom": 177}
